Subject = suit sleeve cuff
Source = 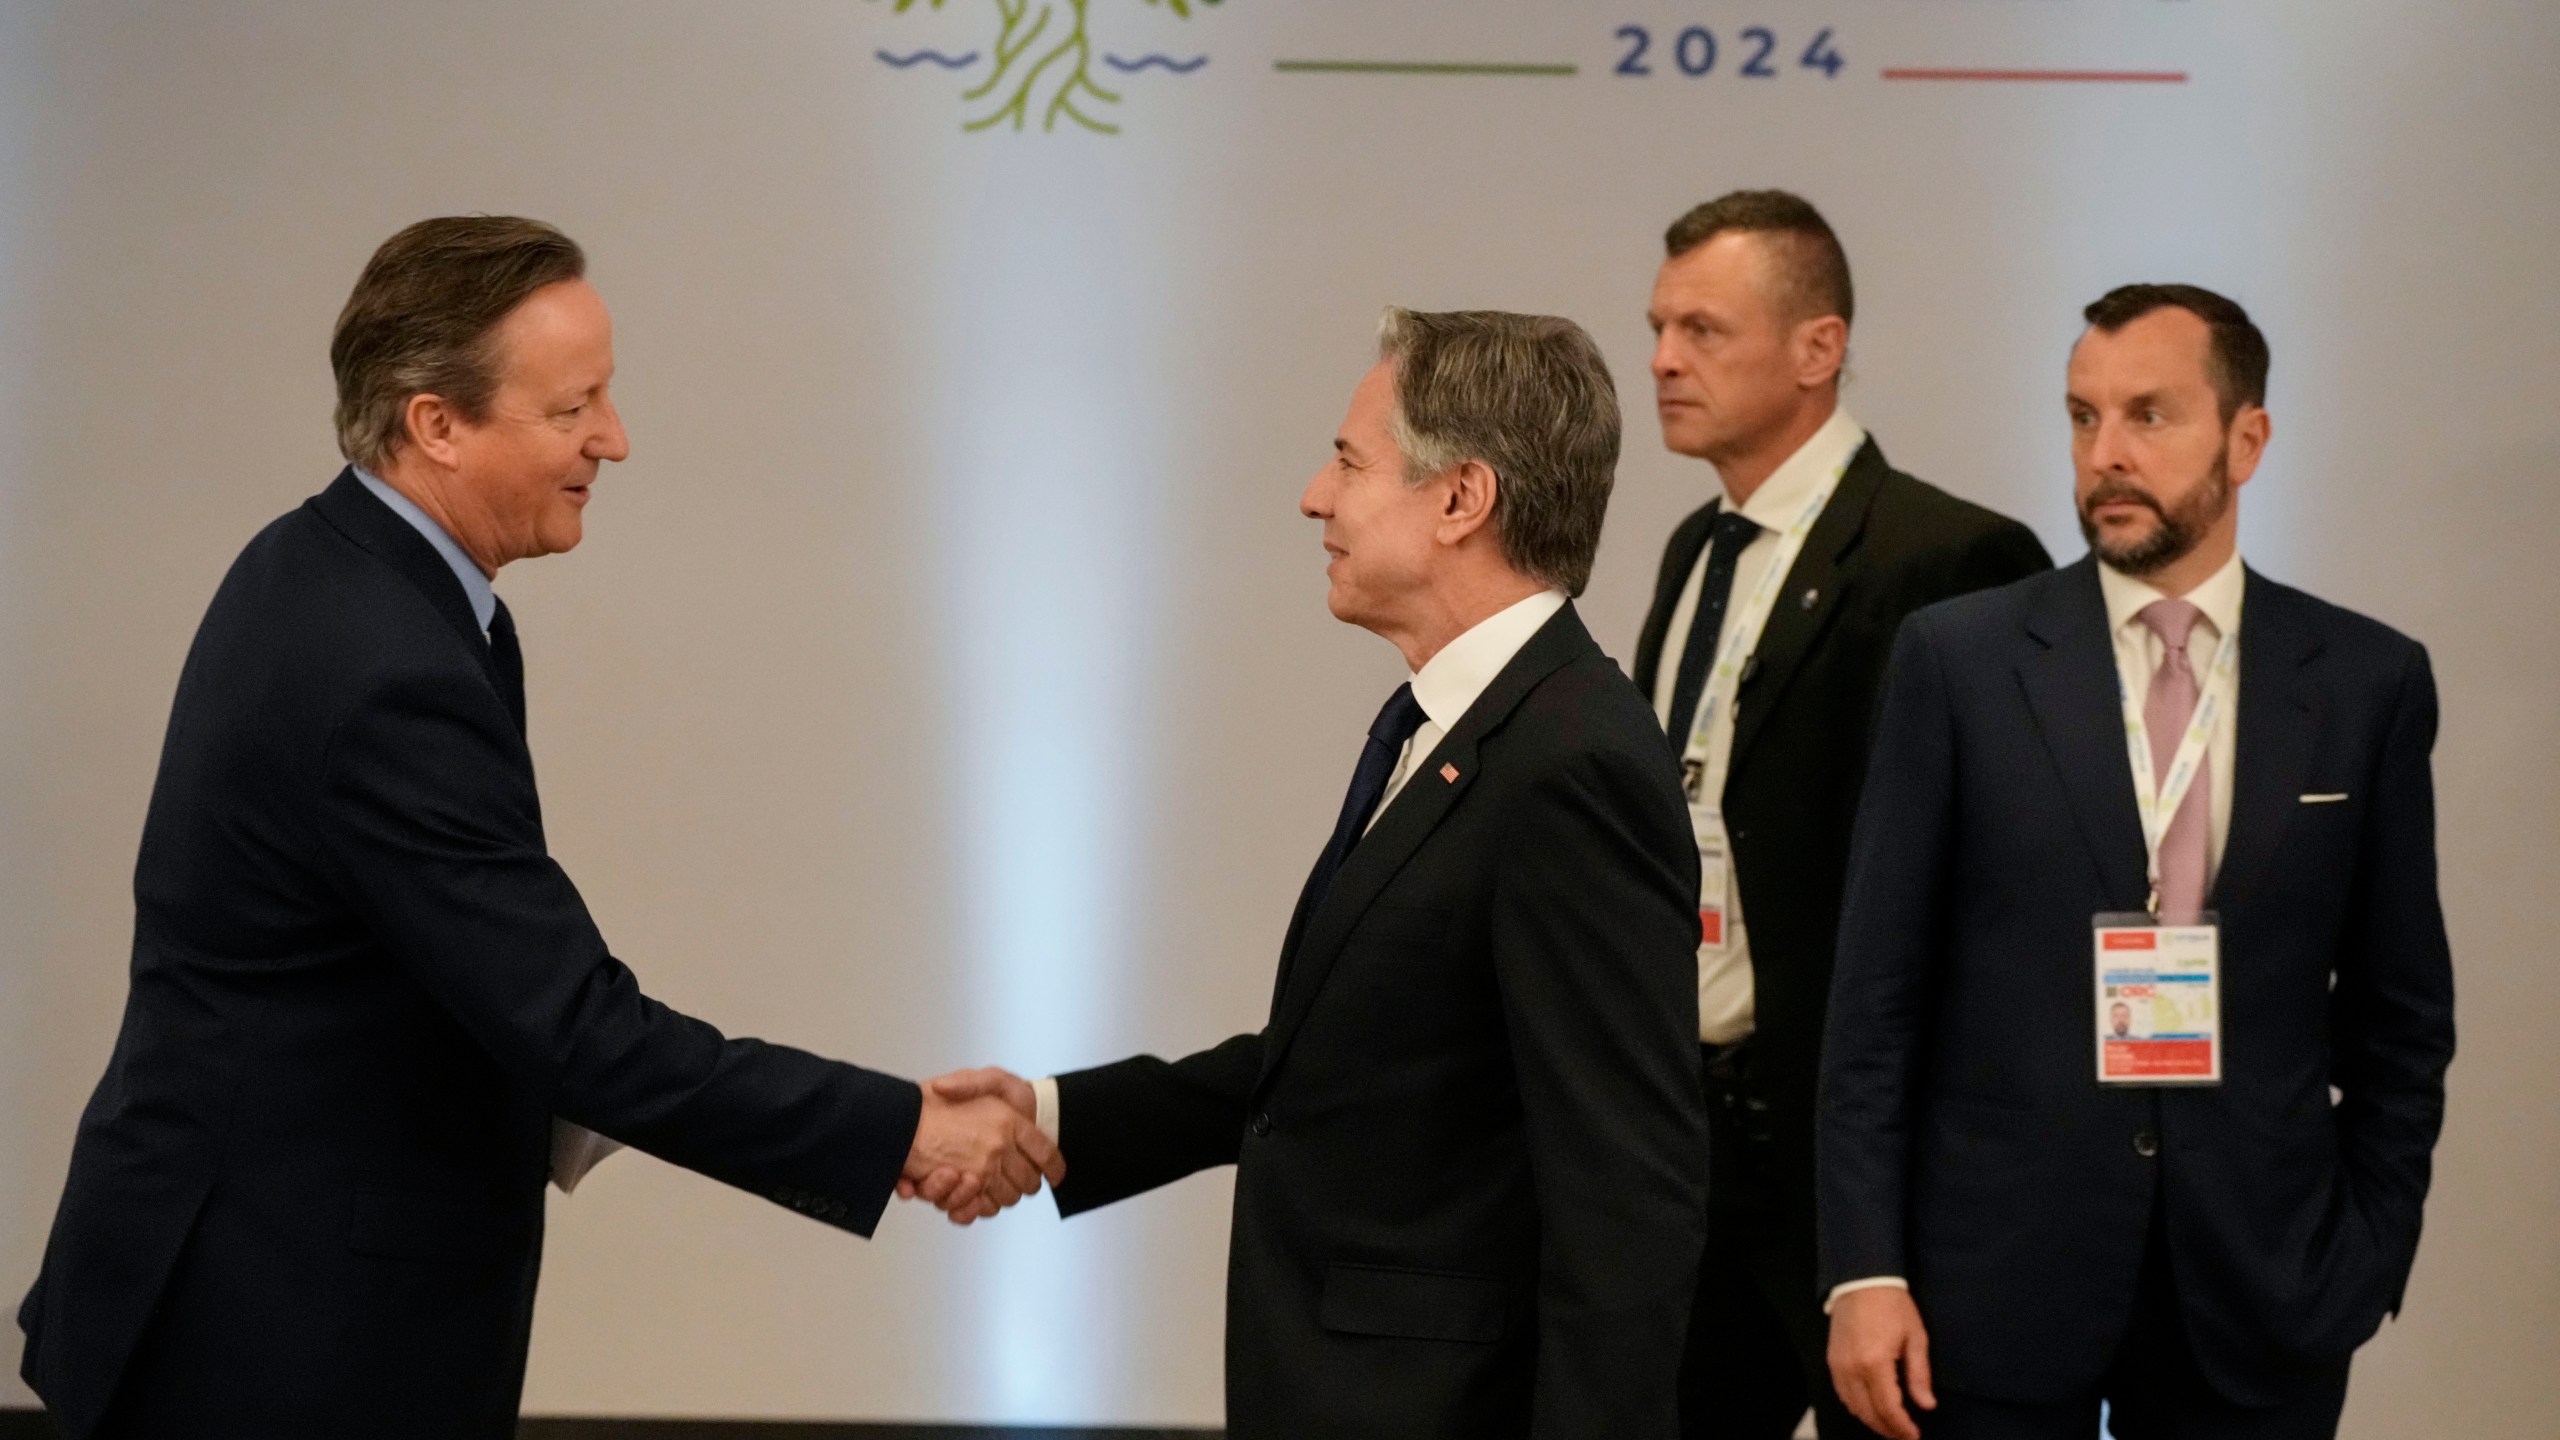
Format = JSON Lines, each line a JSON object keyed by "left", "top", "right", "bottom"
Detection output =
{"left": 1033, "top": 1075, "right": 1060, "bottom": 1145}
{"left": 1823, "top": 1276, "right": 1909, "bottom": 1315}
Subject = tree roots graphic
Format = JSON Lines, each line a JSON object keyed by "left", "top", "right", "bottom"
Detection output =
{"left": 967, "top": 0, "right": 1117, "bottom": 134}
{"left": 882, "top": 0, "right": 1217, "bottom": 134}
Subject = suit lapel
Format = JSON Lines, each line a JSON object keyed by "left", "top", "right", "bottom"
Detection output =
{"left": 1726, "top": 440, "right": 1885, "bottom": 776}
{"left": 1262, "top": 727, "right": 1481, "bottom": 1050}
{"left": 308, "top": 468, "right": 502, "bottom": 687}
{"left": 2016, "top": 560, "right": 2149, "bottom": 910}
{"left": 1258, "top": 604, "right": 1598, "bottom": 1087}
{"left": 2211, "top": 570, "right": 2324, "bottom": 917}
{"left": 1634, "top": 504, "right": 1719, "bottom": 699}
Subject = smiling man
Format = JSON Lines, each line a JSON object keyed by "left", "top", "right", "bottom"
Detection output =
{"left": 16, "top": 217, "right": 1060, "bottom": 1440}
{"left": 933, "top": 309, "right": 1711, "bottom": 1437}
{"left": 1819, "top": 285, "right": 2455, "bottom": 1440}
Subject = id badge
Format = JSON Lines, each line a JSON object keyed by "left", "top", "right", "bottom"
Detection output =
{"left": 2093, "top": 912, "right": 2222, "bottom": 1085}
{"left": 1690, "top": 803, "right": 1730, "bottom": 953}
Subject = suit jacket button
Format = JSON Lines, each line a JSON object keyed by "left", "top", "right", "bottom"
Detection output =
{"left": 2133, "top": 1128, "right": 2161, "bottom": 1158}
{"left": 1250, "top": 1112, "right": 1273, "bottom": 1138}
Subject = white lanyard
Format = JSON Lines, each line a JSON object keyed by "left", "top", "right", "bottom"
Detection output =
{"left": 1679, "top": 458, "right": 1848, "bottom": 799}
{"left": 2118, "top": 608, "right": 2241, "bottom": 914}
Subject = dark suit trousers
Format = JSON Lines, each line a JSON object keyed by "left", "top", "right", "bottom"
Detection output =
{"left": 1681, "top": 1041, "right": 1868, "bottom": 1440}
{"left": 1922, "top": 1205, "right": 2351, "bottom": 1440}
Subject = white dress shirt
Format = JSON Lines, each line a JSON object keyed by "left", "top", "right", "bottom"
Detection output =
{"left": 1371, "top": 587, "right": 1569, "bottom": 831}
{"left": 1650, "top": 407, "right": 1867, "bottom": 1045}
{"left": 1032, "top": 588, "right": 1571, "bottom": 1143}
{"left": 1826, "top": 548, "right": 2248, "bottom": 1313}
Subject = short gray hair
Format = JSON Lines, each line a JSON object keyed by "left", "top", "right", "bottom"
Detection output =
{"left": 331, "top": 216, "right": 587, "bottom": 472}
{"left": 1376, "top": 307, "right": 1621, "bottom": 597}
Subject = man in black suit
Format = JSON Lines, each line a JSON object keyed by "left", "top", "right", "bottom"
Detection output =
{"left": 1821, "top": 286, "right": 2455, "bottom": 1439}
{"left": 930, "top": 309, "right": 1711, "bottom": 1437}
{"left": 1629, "top": 191, "right": 2050, "bottom": 1439}
{"left": 16, "top": 217, "right": 1061, "bottom": 1440}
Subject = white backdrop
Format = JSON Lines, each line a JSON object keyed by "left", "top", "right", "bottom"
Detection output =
{"left": 2, "top": 0, "right": 2555, "bottom": 1432}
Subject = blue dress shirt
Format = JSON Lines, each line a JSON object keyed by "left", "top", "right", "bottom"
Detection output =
{"left": 353, "top": 466, "right": 495, "bottom": 634}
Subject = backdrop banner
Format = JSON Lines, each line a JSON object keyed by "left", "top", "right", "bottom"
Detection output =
{"left": 1, "top": 1, "right": 2553, "bottom": 1433}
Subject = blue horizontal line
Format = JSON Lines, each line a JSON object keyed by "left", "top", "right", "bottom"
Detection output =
{"left": 876, "top": 48, "right": 979, "bottom": 70}
{"left": 1103, "top": 53, "right": 1209, "bottom": 74}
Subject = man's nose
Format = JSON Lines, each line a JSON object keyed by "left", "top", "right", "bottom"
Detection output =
{"left": 1299, "top": 468, "right": 1330, "bottom": 519}
{"left": 591, "top": 396, "right": 631, "bottom": 462}
{"left": 2086, "top": 416, "right": 2136, "bottom": 474}
{"left": 1650, "top": 332, "right": 1681, "bottom": 380}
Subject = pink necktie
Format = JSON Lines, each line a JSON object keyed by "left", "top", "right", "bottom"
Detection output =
{"left": 2138, "top": 599, "right": 2210, "bottom": 920}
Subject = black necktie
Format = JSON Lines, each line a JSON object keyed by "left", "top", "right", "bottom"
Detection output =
{"left": 1303, "top": 682, "right": 1430, "bottom": 916}
{"left": 487, "top": 598, "right": 527, "bottom": 738}
{"left": 1663, "top": 509, "right": 1762, "bottom": 747}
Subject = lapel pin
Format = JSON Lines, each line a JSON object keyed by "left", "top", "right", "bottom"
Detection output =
{"left": 1801, "top": 587, "right": 1821, "bottom": 610}
{"left": 1440, "top": 762, "right": 1460, "bottom": 783}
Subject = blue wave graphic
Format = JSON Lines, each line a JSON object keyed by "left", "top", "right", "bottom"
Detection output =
{"left": 875, "top": 48, "right": 979, "bottom": 69}
{"left": 1102, "top": 53, "right": 1209, "bottom": 74}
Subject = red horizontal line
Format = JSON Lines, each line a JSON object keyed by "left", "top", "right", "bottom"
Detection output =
{"left": 1882, "top": 67, "right": 2188, "bottom": 83}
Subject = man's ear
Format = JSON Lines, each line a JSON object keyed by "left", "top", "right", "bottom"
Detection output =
{"left": 1793, "top": 314, "right": 1848, "bottom": 391}
{"left": 2225, "top": 404, "right": 2272, "bottom": 489}
{"left": 403, "top": 393, "right": 465, "bottom": 471}
{"left": 1437, "top": 458, "right": 1500, "bottom": 546}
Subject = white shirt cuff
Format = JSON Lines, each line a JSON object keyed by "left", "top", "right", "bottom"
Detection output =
{"left": 549, "top": 1118, "right": 624, "bottom": 1194}
{"left": 1823, "top": 1276, "right": 1909, "bottom": 1315}
{"left": 1032, "top": 1075, "right": 1060, "bottom": 1146}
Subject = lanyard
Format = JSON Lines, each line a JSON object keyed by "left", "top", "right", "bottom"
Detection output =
{"left": 1679, "top": 455, "right": 1850, "bottom": 802}
{"left": 2118, "top": 608, "right": 2241, "bottom": 914}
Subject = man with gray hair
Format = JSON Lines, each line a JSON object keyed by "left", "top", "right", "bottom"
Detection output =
{"left": 929, "top": 309, "right": 1712, "bottom": 1436}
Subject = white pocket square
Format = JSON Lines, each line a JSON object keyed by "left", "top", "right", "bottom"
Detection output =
{"left": 2299, "top": 792, "right": 2350, "bottom": 804}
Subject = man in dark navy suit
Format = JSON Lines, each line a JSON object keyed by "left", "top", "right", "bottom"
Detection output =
{"left": 1819, "top": 285, "right": 2456, "bottom": 1439}
{"left": 16, "top": 217, "right": 1061, "bottom": 1440}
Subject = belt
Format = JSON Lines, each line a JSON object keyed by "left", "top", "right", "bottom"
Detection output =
{"left": 1700, "top": 1037, "right": 1774, "bottom": 1146}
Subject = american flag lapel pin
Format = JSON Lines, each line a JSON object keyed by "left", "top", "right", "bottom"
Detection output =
{"left": 1440, "top": 762, "right": 1460, "bottom": 783}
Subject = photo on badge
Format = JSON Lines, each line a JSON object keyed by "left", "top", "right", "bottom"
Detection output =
{"left": 2093, "top": 911, "right": 2223, "bottom": 1086}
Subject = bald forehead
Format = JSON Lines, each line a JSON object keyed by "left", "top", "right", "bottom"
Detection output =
{"left": 1654, "top": 231, "right": 1801, "bottom": 324}
{"left": 1665, "top": 229, "right": 1783, "bottom": 293}
{"left": 1680, "top": 228, "right": 1845, "bottom": 326}
{"left": 2069, "top": 307, "right": 2218, "bottom": 392}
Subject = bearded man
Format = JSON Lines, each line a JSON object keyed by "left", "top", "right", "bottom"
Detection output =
{"left": 1816, "top": 285, "right": 2456, "bottom": 1440}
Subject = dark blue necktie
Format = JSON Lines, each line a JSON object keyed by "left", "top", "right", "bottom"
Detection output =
{"left": 487, "top": 598, "right": 527, "bottom": 738}
{"left": 1664, "top": 509, "right": 1762, "bottom": 746}
{"left": 1303, "top": 682, "right": 1430, "bottom": 915}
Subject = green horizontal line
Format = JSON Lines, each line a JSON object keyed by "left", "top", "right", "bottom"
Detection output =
{"left": 1274, "top": 60, "right": 1579, "bottom": 77}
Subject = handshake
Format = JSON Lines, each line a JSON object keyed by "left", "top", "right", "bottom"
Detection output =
{"left": 898, "top": 1067, "right": 1058, "bottom": 1224}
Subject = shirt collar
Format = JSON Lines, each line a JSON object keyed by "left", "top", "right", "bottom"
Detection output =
{"left": 1727, "top": 406, "right": 1868, "bottom": 529}
{"left": 353, "top": 466, "right": 497, "bottom": 635}
{"left": 1409, "top": 588, "right": 1569, "bottom": 732}
{"left": 2097, "top": 547, "right": 2246, "bottom": 640}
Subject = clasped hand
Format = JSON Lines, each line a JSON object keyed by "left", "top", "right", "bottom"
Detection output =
{"left": 899, "top": 1067, "right": 1056, "bottom": 1225}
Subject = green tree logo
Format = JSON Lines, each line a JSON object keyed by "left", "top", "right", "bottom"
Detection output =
{"left": 877, "top": 0, "right": 1223, "bottom": 134}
